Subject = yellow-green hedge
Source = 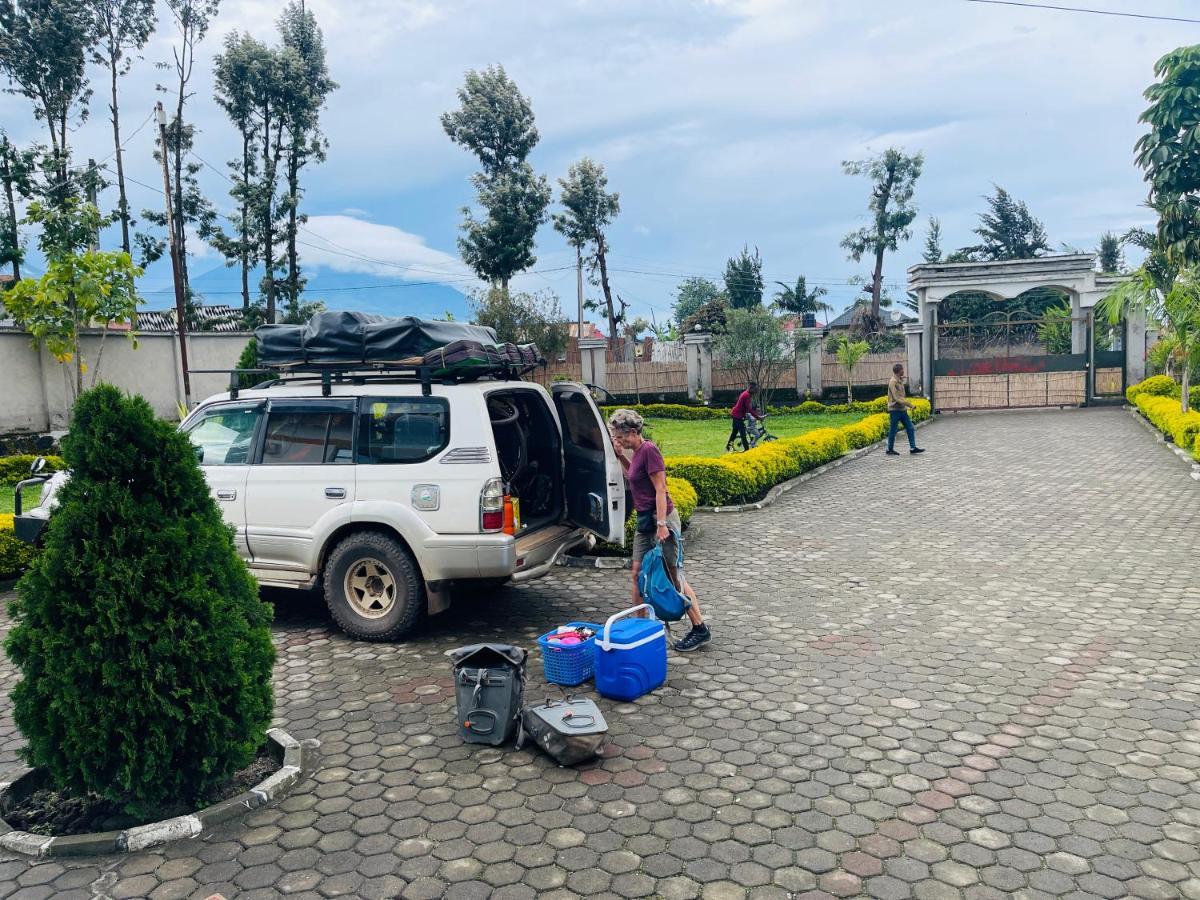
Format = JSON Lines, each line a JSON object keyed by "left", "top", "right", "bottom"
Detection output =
{"left": 1134, "top": 394, "right": 1200, "bottom": 451}
{"left": 1126, "top": 374, "right": 1200, "bottom": 411}
{"left": 0, "top": 454, "right": 65, "bottom": 487}
{"left": 0, "top": 515, "right": 37, "bottom": 581}
{"left": 620, "top": 476, "right": 698, "bottom": 547}
{"left": 1127, "top": 375, "right": 1178, "bottom": 404}
{"left": 667, "top": 399, "right": 930, "bottom": 505}
{"left": 601, "top": 397, "right": 890, "bottom": 421}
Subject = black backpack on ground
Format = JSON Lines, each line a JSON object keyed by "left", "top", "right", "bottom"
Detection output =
{"left": 448, "top": 644, "right": 527, "bottom": 746}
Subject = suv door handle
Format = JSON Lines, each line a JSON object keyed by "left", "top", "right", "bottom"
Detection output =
{"left": 325, "top": 487, "right": 347, "bottom": 500}
{"left": 215, "top": 489, "right": 237, "bottom": 501}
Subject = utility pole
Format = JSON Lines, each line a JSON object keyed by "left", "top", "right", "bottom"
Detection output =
{"left": 156, "top": 102, "right": 192, "bottom": 410}
{"left": 576, "top": 245, "right": 584, "bottom": 353}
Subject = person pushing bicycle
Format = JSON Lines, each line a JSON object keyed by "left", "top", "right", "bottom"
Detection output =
{"left": 726, "top": 381, "right": 763, "bottom": 452}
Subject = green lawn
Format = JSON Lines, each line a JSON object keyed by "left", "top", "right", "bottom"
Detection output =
{"left": 1, "top": 486, "right": 13, "bottom": 515}
{"left": 644, "top": 412, "right": 866, "bottom": 458}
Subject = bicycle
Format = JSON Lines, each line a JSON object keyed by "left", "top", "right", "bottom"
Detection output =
{"left": 727, "top": 415, "right": 777, "bottom": 452}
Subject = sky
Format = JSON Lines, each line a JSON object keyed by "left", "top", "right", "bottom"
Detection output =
{"left": 0, "top": 0, "right": 1194, "bottom": 327}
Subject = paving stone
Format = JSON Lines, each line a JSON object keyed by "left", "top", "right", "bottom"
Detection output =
{"left": 0, "top": 410, "right": 1193, "bottom": 898}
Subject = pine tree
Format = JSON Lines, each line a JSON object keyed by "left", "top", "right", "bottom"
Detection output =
{"left": 724, "top": 245, "right": 764, "bottom": 309}
{"left": 923, "top": 217, "right": 942, "bottom": 263}
{"left": 954, "top": 186, "right": 1050, "bottom": 261}
{"left": 5, "top": 386, "right": 275, "bottom": 817}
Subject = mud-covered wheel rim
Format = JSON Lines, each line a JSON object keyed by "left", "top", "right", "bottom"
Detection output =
{"left": 343, "top": 557, "right": 397, "bottom": 619}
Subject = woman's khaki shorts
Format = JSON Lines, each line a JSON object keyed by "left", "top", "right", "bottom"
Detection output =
{"left": 631, "top": 508, "right": 683, "bottom": 566}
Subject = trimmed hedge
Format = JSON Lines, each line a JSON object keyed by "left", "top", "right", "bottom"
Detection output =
{"left": 667, "top": 399, "right": 931, "bottom": 505}
{"left": 1126, "top": 374, "right": 1200, "bottom": 411}
{"left": 0, "top": 515, "right": 37, "bottom": 581}
{"left": 0, "top": 455, "right": 65, "bottom": 487}
{"left": 601, "top": 396, "right": 889, "bottom": 422}
{"left": 619, "top": 476, "right": 698, "bottom": 547}
{"left": 1134, "top": 394, "right": 1200, "bottom": 451}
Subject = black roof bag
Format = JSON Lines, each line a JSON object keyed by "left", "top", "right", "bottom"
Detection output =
{"left": 256, "top": 311, "right": 500, "bottom": 368}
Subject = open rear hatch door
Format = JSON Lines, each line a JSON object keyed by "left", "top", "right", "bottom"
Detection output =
{"left": 551, "top": 383, "right": 626, "bottom": 546}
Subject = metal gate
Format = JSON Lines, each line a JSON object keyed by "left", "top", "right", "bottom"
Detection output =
{"left": 1092, "top": 318, "right": 1126, "bottom": 400}
{"left": 933, "top": 309, "right": 1099, "bottom": 411}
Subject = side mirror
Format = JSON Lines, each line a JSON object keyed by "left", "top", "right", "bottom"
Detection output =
{"left": 30, "top": 456, "right": 47, "bottom": 476}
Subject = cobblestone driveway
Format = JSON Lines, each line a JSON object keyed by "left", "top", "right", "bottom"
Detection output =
{"left": 1, "top": 408, "right": 1199, "bottom": 900}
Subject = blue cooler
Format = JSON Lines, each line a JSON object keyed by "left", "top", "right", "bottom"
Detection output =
{"left": 594, "top": 605, "right": 668, "bottom": 702}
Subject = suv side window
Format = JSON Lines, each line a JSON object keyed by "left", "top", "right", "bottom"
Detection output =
{"left": 557, "top": 391, "right": 604, "bottom": 452}
{"left": 183, "top": 404, "right": 263, "bottom": 465}
{"left": 260, "top": 401, "right": 355, "bottom": 465}
{"left": 357, "top": 398, "right": 450, "bottom": 464}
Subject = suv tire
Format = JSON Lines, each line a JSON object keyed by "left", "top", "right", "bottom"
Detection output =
{"left": 323, "top": 531, "right": 423, "bottom": 641}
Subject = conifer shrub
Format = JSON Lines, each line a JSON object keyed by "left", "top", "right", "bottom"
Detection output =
{"left": 5, "top": 386, "right": 275, "bottom": 817}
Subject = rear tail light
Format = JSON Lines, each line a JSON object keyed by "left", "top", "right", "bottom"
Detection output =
{"left": 481, "top": 478, "right": 504, "bottom": 533}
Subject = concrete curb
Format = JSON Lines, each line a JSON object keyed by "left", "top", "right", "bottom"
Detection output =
{"left": 699, "top": 418, "right": 934, "bottom": 514}
{"left": 1125, "top": 406, "right": 1200, "bottom": 480}
{"left": 0, "top": 728, "right": 320, "bottom": 858}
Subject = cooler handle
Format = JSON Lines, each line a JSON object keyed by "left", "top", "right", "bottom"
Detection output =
{"left": 597, "top": 604, "right": 662, "bottom": 651}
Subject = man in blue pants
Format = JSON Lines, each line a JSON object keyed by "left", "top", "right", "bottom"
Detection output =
{"left": 886, "top": 363, "right": 925, "bottom": 456}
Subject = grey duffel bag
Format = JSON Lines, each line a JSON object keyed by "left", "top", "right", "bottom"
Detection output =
{"left": 517, "top": 697, "right": 608, "bottom": 766}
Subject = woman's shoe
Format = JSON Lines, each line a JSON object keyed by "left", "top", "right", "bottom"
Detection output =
{"left": 674, "top": 624, "right": 711, "bottom": 652}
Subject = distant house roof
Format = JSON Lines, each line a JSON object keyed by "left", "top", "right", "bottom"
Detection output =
{"left": 827, "top": 305, "right": 916, "bottom": 330}
{"left": 567, "top": 321, "right": 604, "bottom": 340}
{"left": 0, "top": 274, "right": 13, "bottom": 285}
{"left": 137, "top": 304, "right": 244, "bottom": 333}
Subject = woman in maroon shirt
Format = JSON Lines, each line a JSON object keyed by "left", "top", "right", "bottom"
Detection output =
{"left": 608, "top": 408, "right": 711, "bottom": 652}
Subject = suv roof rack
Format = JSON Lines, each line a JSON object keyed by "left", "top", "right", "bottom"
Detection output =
{"left": 190, "top": 359, "right": 547, "bottom": 401}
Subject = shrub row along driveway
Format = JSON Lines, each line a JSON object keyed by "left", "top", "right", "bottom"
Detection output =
{"left": 0, "top": 407, "right": 1198, "bottom": 899}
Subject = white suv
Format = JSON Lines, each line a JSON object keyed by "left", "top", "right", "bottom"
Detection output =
{"left": 23, "top": 377, "right": 626, "bottom": 641}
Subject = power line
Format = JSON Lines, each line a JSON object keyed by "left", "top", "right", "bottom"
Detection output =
{"left": 961, "top": 0, "right": 1200, "bottom": 24}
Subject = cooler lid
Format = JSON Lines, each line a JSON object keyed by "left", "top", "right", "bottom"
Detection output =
{"left": 608, "top": 617, "right": 665, "bottom": 643}
{"left": 528, "top": 698, "right": 608, "bottom": 735}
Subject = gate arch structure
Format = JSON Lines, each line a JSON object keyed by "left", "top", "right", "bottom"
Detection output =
{"left": 907, "top": 255, "right": 1138, "bottom": 412}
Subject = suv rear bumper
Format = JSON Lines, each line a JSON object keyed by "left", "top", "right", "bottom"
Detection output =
{"left": 422, "top": 534, "right": 518, "bottom": 580}
{"left": 420, "top": 525, "right": 588, "bottom": 583}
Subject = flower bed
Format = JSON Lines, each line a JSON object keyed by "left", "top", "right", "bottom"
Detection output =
{"left": 1126, "top": 374, "right": 1200, "bottom": 410}
{"left": 1132, "top": 394, "right": 1200, "bottom": 456}
{"left": 0, "top": 514, "right": 36, "bottom": 582}
{"left": 665, "top": 398, "right": 932, "bottom": 506}
{"left": 1126, "top": 376, "right": 1200, "bottom": 460}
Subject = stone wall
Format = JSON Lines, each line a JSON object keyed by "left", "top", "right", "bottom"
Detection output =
{"left": 0, "top": 329, "right": 252, "bottom": 433}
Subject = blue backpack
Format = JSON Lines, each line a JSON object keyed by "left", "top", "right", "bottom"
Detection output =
{"left": 638, "top": 535, "right": 689, "bottom": 622}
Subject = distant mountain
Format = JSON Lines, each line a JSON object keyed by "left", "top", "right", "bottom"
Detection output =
{"left": 138, "top": 259, "right": 474, "bottom": 321}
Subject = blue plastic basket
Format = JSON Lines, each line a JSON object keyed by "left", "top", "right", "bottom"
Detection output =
{"left": 537, "top": 622, "right": 600, "bottom": 686}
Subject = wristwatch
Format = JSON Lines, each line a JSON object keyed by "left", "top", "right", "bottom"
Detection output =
{"left": 656, "top": 520, "right": 667, "bottom": 527}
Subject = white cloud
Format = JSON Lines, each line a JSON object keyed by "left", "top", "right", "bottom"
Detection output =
{"left": 0, "top": 0, "right": 1189, "bottom": 324}
{"left": 297, "top": 215, "right": 469, "bottom": 284}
